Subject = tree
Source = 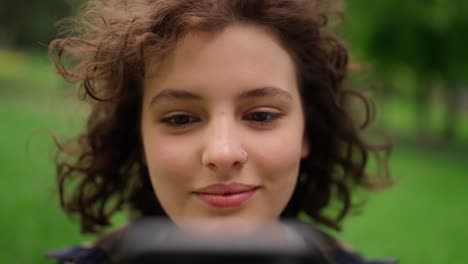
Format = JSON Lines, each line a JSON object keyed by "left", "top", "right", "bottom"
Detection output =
{"left": 345, "top": 0, "right": 468, "bottom": 141}
{"left": 0, "top": 0, "right": 75, "bottom": 50}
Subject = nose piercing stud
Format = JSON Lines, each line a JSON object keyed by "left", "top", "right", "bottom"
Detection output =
{"left": 241, "top": 150, "right": 248, "bottom": 163}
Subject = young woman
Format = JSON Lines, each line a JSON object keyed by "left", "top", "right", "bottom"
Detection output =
{"left": 47, "top": 0, "right": 395, "bottom": 263}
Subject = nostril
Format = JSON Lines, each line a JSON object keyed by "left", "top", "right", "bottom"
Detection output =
{"left": 201, "top": 146, "right": 248, "bottom": 171}
{"left": 207, "top": 163, "right": 216, "bottom": 170}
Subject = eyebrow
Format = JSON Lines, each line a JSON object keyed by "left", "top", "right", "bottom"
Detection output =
{"left": 148, "top": 86, "right": 292, "bottom": 107}
{"left": 238, "top": 86, "right": 293, "bottom": 101}
{"left": 149, "top": 89, "right": 203, "bottom": 106}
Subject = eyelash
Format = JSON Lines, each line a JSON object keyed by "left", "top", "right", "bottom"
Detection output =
{"left": 159, "top": 114, "right": 201, "bottom": 127}
{"left": 159, "top": 111, "right": 283, "bottom": 127}
{"left": 243, "top": 112, "right": 283, "bottom": 124}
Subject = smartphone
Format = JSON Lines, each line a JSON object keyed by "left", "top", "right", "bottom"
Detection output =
{"left": 110, "top": 218, "right": 325, "bottom": 264}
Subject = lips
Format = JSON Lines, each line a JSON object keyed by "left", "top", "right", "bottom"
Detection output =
{"left": 193, "top": 183, "right": 259, "bottom": 208}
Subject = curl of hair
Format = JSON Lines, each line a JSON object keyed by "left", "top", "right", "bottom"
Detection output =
{"left": 50, "top": 0, "right": 392, "bottom": 234}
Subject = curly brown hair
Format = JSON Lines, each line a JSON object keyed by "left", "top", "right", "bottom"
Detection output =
{"left": 50, "top": 0, "right": 392, "bottom": 234}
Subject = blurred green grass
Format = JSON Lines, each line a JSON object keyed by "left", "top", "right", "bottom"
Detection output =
{"left": 0, "top": 51, "right": 467, "bottom": 263}
{"left": 338, "top": 144, "right": 468, "bottom": 263}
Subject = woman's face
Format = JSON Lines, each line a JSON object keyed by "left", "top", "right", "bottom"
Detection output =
{"left": 141, "top": 24, "right": 308, "bottom": 229}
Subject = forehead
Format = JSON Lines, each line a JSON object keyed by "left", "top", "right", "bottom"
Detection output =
{"left": 144, "top": 24, "right": 299, "bottom": 100}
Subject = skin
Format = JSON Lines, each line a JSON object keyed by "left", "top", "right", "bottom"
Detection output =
{"left": 141, "top": 23, "right": 309, "bottom": 231}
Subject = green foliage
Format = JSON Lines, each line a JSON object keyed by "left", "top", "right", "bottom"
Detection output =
{"left": 346, "top": 0, "right": 468, "bottom": 83}
{"left": 0, "top": 0, "right": 74, "bottom": 49}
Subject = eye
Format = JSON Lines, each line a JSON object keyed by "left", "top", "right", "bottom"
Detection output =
{"left": 160, "top": 114, "right": 200, "bottom": 127}
{"left": 244, "top": 111, "right": 283, "bottom": 124}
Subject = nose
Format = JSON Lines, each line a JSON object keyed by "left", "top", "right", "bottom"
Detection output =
{"left": 201, "top": 117, "right": 247, "bottom": 173}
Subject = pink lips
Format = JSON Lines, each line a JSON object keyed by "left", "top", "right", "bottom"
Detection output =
{"left": 193, "top": 183, "right": 259, "bottom": 208}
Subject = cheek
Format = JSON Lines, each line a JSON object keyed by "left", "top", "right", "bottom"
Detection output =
{"left": 143, "top": 135, "right": 196, "bottom": 184}
{"left": 255, "top": 127, "right": 305, "bottom": 170}
{"left": 248, "top": 128, "right": 304, "bottom": 217}
{"left": 250, "top": 112, "right": 305, "bottom": 205}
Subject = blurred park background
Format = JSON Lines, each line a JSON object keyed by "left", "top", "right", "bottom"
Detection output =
{"left": 0, "top": 0, "right": 467, "bottom": 263}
